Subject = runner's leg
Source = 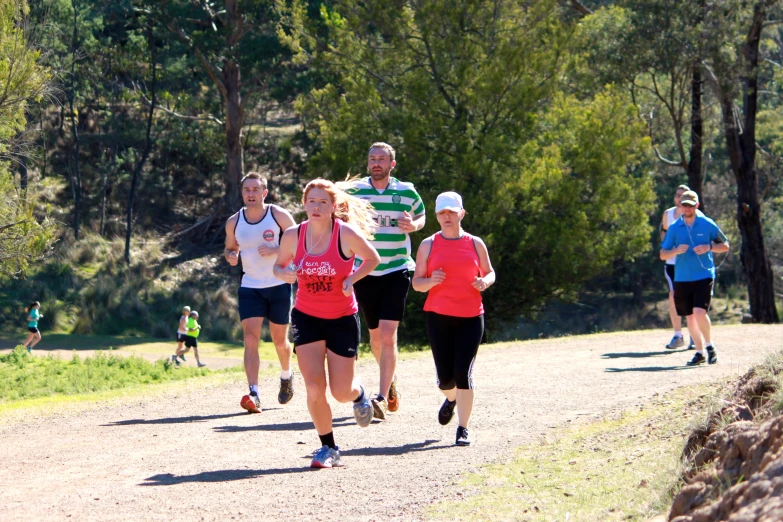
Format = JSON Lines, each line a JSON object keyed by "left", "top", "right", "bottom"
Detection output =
{"left": 297, "top": 341, "right": 332, "bottom": 434}
{"left": 242, "top": 317, "right": 263, "bottom": 388}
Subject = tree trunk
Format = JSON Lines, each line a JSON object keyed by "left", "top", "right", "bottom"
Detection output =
{"left": 19, "top": 154, "right": 27, "bottom": 193}
{"left": 125, "top": 21, "right": 157, "bottom": 264}
{"left": 712, "top": 2, "right": 779, "bottom": 323}
{"left": 223, "top": 60, "right": 243, "bottom": 213}
{"left": 687, "top": 65, "right": 704, "bottom": 212}
{"left": 68, "top": 0, "right": 81, "bottom": 240}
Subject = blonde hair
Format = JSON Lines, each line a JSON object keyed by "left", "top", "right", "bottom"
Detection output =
{"left": 182, "top": 306, "right": 191, "bottom": 313}
{"left": 368, "top": 142, "right": 395, "bottom": 162}
{"left": 303, "top": 178, "right": 376, "bottom": 239}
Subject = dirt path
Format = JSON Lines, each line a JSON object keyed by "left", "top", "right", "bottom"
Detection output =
{"left": 1, "top": 325, "right": 781, "bottom": 521}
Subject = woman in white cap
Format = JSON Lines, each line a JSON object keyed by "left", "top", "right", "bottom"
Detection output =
{"left": 412, "top": 191, "right": 495, "bottom": 446}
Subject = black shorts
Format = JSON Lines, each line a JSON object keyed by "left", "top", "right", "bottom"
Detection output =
{"left": 238, "top": 284, "right": 292, "bottom": 325}
{"left": 353, "top": 269, "right": 411, "bottom": 329}
{"left": 674, "top": 278, "right": 714, "bottom": 316}
{"left": 28, "top": 327, "right": 39, "bottom": 334}
{"left": 176, "top": 333, "right": 187, "bottom": 343}
{"left": 184, "top": 336, "right": 198, "bottom": 349}
{"left": 664, "top": 264, "right": 675, "bottom": 292}
{"left": 290, "top": 308, "right": 360, "bottom": 359}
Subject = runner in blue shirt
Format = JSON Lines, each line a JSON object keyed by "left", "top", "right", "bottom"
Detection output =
{"left": 660, "top": 191, "right": 729, "bottom": 366}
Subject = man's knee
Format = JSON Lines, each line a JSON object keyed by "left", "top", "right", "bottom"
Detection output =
{"left": 693, "top": 307, "right": 708, "bottom": 317}
{"left": 378, "top": 322, "right": 398, "bottom": 346}
{"left": 330, "top": 382, "right": 356, "bottom": 403}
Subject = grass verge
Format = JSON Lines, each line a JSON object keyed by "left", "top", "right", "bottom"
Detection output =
{"left": 0, "top": 346, "right": 241, "bottom": 404}
{"left": 427, "top": 383, "right": 721, "bottom": 522}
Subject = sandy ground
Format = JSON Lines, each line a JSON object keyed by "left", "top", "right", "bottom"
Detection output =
{"left": 0, "top": 324, "right": 781, "bottom": 521}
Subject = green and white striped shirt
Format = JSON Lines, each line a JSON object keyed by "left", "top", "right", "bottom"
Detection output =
{"left": 346, "top": 176, "right": 425, "bottom": 275}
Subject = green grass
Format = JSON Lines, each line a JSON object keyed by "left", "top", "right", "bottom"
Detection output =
{"left": 0, "top": 346, "right": 238, "bottom": 403}
{"left": 426, "top": 384, "right": 716, "bottom": 522}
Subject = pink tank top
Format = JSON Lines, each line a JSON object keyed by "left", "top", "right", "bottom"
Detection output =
{"left": 423, "top": 233, "right": 484, "bottom": 317}
{"left": 293, "top": 220, "right": 358, "bottom": 319}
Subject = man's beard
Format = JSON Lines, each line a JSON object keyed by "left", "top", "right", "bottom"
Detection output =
{"left": 370, "top": 168, "right": 390, "bottom": 180}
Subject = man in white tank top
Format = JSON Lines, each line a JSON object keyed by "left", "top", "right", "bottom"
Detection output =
{"left": 225, "top": 173, "right": 297, "bottom": 413}
{"left": 660, "top": 184, "right": 694, "bottom": 350}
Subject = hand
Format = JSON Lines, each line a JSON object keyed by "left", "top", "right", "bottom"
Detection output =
{"left": 257, "top": 245, "right": 278, "bottom": 257}
{"left": 398, "top": 211, "right": 414, "bottom": 232}
{"left": 430, "top": 268, "right": 446, "bottom": 286}
{"left": 281, "top": 266, "right": 298, "bottom": 284}
{"left": 693, "top": 244, "right": 711, "bottom": 255}
{"left": 342, "top": 277, "right": 354, "bottom": 297}
{"left": 674, "top": 244, "right": 689, "bottom": 255}
{"left": 226, "top": 250, "right": 239, "bottom": 266}
{"left": 472, "top": 276, "right": 488, "bottom": 292}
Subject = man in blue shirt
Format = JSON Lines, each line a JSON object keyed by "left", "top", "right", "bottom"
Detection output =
{"left": 660, "top": 191, "right": 729, "bottom": 366}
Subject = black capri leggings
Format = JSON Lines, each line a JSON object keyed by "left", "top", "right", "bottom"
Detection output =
{"left": 426, "top": 312, "right": 484, "bottom": 390}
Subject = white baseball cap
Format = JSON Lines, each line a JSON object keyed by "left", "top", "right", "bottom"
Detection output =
{"left": 435, "top": 191, "right": 463, "bottom": 213}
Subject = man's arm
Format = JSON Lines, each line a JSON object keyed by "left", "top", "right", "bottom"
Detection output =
{"left": 224, "top": 213, "right": 240, "bottom": 266}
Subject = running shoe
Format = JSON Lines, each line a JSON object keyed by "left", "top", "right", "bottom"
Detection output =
{"left": 371, "top": 395, "right": 388, "bottom": 420}
{"left": 665, "top": 335, "right": 684, "bottom": 349}
{"left": 353, "top": 393, "right": 374, "bottom": 427}
{"left": 686, "top": 352, "right": 706, "bottom": 366}
{"left": 278, "top": 372, "right": 295, "bottom": 404}
{"left": 387, "top": 379, "right": 400, "bottom": 412}
{"left": 706, "top": 346, "right": 718, "bottom": 365}
{"left": 197, "top": 362, "right": 207, "bottom": 368}
{"left": 178, "top": 354, "right": 186, "bottom": 362}
{"left": 310, "top": 446, "right": 344, "bottom": 469}
{"left": 240, "top": 393, "right": 261, "bottom": 413}
{"left": 688, "top": 337, "right": 696, "bottom": 350}
{"left": 438, "top": 398, "right": 457, "bottom": 426}
{"left": 26, "top": 347, "right": 31, "bottom": 354}
{"left": 455, "top": 426, "right": 472, "bottom": 446}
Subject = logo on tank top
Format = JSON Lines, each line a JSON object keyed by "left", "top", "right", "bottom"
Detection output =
{"left": 263, "top": 229, "right": 275, "bottom": 242}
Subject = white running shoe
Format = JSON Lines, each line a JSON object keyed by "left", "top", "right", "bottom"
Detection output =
{"left": 310, "top": 446, "right": 344, "bottom": 468}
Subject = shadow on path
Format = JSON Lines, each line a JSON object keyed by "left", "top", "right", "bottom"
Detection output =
{"left": 605, "top": 366, "right": 691, "bottom": 373}
{"left": 213, "top": 417, "right": 354, "bottom": 433}
{"left": 102, "top": 412, "right": 247, "bottom": 427}
{"left": 340, "top": 439, "right": 447, "bottom": 457}
{"left": 140, "top": 467, "right": 312, "bottom": 485}
{"left": 601, "top": 350, "right": 682, "bottom": 359}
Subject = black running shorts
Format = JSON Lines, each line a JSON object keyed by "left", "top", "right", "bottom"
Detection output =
{"left": 353, "top": 269, "right": 411, "bottom": 329}
{"left": 176, "top": 333, "right": 187, "bottom": 343}
{"left": 290, "top": 308, "right": 360, "bottom": 359}
{"left": 664, "top": 264, "right": 675, "bottom": 292}
{"left": 28, "top": 327, "right": 39, "bottom": 334}
{"left": 184, "top": 335, "right": 198, "bottom": 349}
{"left": 674, "top": 278, "right": 714, "bottom": 316}
{"left": 237, "top": 284, "right": 292, "bottom": 325}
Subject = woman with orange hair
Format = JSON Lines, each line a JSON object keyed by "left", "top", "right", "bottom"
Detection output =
{"left": 273, "top": 179, "right": 381, "bottom": 468}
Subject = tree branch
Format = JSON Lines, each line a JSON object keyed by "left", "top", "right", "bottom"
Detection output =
{"left": 567, "top": 0, "right": 593, "bottom": 16}
{"left": 133, "top": 82, "right": 223, "bottom": 125}
{"left": 165, "top": 20, "right": 227, "bottom": 97}
{"left": 654, "top": 146, "right": 687, "bottom": 167}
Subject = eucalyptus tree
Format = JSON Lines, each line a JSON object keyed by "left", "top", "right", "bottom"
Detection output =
{"left": 299, "top": 0, "right": 656, "bottom": 325}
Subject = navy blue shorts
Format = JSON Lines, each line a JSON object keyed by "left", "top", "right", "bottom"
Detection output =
{"left": 238, "top": 284, "right": 292, "bottom": 324}
{"left": 176, "top": 333, "right": 187, "bottom": 342}
{"left": 184, "top": 336, "right": 198, "bottom": 349}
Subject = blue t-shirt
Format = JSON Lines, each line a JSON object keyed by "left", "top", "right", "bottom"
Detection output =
{"left": 661, "top": 214, "right": 727, "bottom": 282}
{"left": 27, "top": 308, "right": 40, "bottom": 328}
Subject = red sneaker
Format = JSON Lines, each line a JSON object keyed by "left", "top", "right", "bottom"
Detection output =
{"left": 240, "top": 394, "right": 261, "bottom": 413}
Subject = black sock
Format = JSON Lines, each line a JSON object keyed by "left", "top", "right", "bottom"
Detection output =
{"left": 353, "top": 385, "right": 365, "bottom": 404}
{"left": 319, "top": 432, "right": 336, "bottom": 449}
{"left": 376, "top": 394, "right": 386, "bottom": 402}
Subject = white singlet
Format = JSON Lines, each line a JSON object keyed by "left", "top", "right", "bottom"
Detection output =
{"left": 235, "top": 206, "right": 284, "bottom": 289}
{"left": 664, "top": 207, "right": 679, "bottom": 266}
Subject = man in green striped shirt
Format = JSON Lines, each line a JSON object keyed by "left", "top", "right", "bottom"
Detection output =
{"left": 347, "top": 142, "right": 426, "bottom": 420}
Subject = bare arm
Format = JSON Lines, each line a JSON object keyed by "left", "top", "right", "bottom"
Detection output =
{"left": 412, "top": 238, "right": 445, "bottom": 292}
{"left": 470, "top": 237, "right": 495, "bottom": 292}
{"left": 224, "top": 213, "right": 240, "bottom": 266}
{"left": 272, "top": 227, "right": 299, "bottom": 284}
{"left": 660, "top": 244, "right": 688, "bottom": 261}
{"left": 397, "top": 211, "right": 426, "bottom": 233}
{"left": 341, "top": 225, "right": 380, "bottom": 295}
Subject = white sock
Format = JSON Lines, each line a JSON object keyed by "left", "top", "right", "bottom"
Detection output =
{"left": 281, "top": 369, "right": 293, "bottom": 380}
{"left": 674, "top": 330, "right": 682, "bottom": 337}
{"left": 249, "top": 384, "right": 259, "bottom": 395}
